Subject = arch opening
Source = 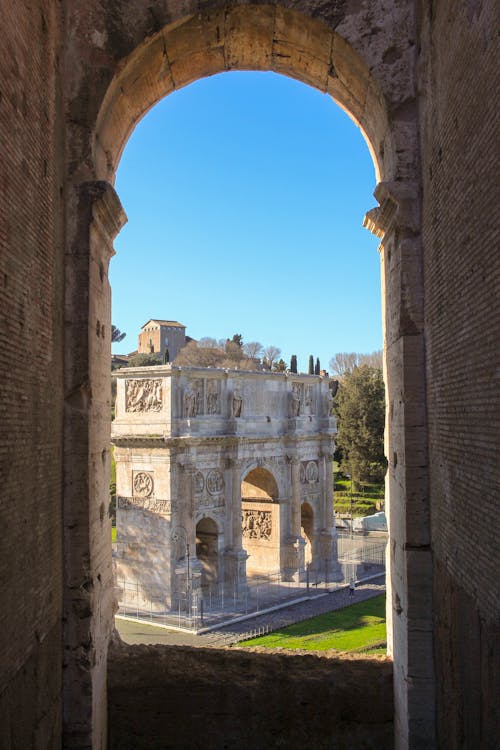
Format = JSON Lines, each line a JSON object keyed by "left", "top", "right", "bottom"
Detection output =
{"left": 196, "top": 517, "right": 220, "bottom": 588}
{"left": 241, "top": 467, "right": 280, "bottom": 576}
{"left": 300, "top": 502, "right": 314, "bottom": 568}
{"left": 75, "top": 2, "right": 433, "bottom": 746}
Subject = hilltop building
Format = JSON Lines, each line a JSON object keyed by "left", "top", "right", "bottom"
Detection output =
{"left": 137, "top": 319, "right": 189, "bottom": 361}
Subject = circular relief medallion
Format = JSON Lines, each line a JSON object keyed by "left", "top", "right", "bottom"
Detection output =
{"left": 305, "top": 461, "right": 319, "bottom": 483}
{"left": 133, "top": 472, "right": 154, "bottom": 497}
{"left": 299, "top": 463, "right": 306, "bottom": 484}
{"left": 193, "top": 471, "right": 205, "bottom": 494}
{"left": 206, "top": 469, "right": 225, "bottom": 495}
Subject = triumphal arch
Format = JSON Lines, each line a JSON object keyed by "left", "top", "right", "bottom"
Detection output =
{"left": 112, "top": 365, "right": 341, "bottom": 610}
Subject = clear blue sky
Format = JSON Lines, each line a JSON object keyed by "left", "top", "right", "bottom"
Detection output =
{"left": 111, "top": 71, "right": 382, "bottom": 373}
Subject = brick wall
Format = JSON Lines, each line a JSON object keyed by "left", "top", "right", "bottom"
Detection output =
{"left": 0, "top": 0, "right": 64, "bottom": 745}
{"left": 419, "top": 1, "right": 499, "bottom": 745}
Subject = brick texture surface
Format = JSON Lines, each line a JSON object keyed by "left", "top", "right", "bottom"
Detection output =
{"left": 419, "top": 1, "right": 499, "bottom": 746}
{"left": 0, "top": 1, "right": 64, "bottom": 746}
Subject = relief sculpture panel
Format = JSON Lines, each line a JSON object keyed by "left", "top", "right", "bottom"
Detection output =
{"left": 242, "top": 510, "right": 272, "bottom": 540}
{"left": 300, "top": 461, "right": 319, "bottom": 484}
{"left": 126, "top": 379, "right": 163, "bottom": 413}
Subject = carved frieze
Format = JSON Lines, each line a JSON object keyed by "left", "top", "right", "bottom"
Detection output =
{"left": 125, "top": 379, "right": 162, "bottom": 412}
{"left": 117, "top": 495, "right": 171, "bottom": 515}
{"left": 242, "top": 510, "right": 272, "bottom": 540}
{"left": 197, "top": 493, "right": 225, "bottom": 509}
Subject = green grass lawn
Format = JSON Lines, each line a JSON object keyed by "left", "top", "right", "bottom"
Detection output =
{"left": 242, "top": 595, "right": 386, "bottom": 654}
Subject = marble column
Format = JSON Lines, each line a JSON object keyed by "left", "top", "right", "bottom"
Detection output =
{"left": 317, "top": 451, "right": 342, "bottom": 582}
{"left": 172, "top": 457, "right": 202, "bottom": 611}
{"left": 223, "top": 457, "right": 247, "bottom": 588}
{"left": 282, "top": 456, "right": 305, "bottom": 581}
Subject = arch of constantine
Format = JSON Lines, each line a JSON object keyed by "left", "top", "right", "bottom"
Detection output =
{"left": 112, "top": 366, "right": 341, "bottom": 613}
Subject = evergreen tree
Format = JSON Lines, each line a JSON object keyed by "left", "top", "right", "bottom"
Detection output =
{"left": 290, "top": 354, "right": 297, "bottom": 373}
{"left": 315, "top": 357, "right": 320, "bottom": 375}
{"left": 163, "top": 348, "right": 170, "bottom": 364}
{"left": 127, "top": 352, "right": 160, "bottom": 367}
{"left": 273, "top": 358, "right": 287, "bottom": 372}
{"left": 334, "top": 365, "right": 386, "bottom": 484}
{"left": 308, "top": 355, "right": 314, "bottom": 375}
{"left": 111, "top": 325, "right": 126, "bottom": 343}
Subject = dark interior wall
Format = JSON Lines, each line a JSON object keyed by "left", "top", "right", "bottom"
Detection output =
{"left": 418, "top": 1, "right": 499, "bottom": 746}
{"left": 0, "top": 1, "right": 64, "bottom": 746}
{"left": 108, "top": 642, "right": 394, "bottom": 750}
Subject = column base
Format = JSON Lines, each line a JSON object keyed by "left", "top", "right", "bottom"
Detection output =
{"left": 223, "top": 548, "right": 248, "bottom": 591}
{"left": 172, "top": 557, "right": 203, "bottom": 612}
{"left": 281, "top": 536, "right": 306, "bottom": 582}
{"left": 313, "top": 529, "right": 343, "bottom": 582}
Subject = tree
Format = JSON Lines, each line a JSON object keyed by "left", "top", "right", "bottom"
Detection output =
{"left": 198, "top": 337, "right": 218, "bottom": 348}
{"left": 290, "top": 354, "right": 297, "bottom": 373}
{"left": 308, "top": 355, "right": 314, "bottom": 375}
{"left": 315, "top": 357, "right": 320, "bottom": 375}
{"left": 273, "top": 358, "right": 287, "bottom": 372}
{"left": 111, "top": 325, "right": 126, "bottom": 343}
{"left": 329, "top": 350, "right": 383, "bottom": 377}
{"left": 329, "top": 352, "right": 358, "bottom": 377}
{"left": 243, "top": 341, "right": 263, "bottom": 359}
{"left": 230, "top": 333, "right": 243, "bottom": 348}
{"left": 163, "top": 348, "right": 170, "bottom": 364}
{"left": 174, "top": 340, "right": 224, "bottom": 367}
{"left": 262, "top": 345, "right": 281, "bottom": 368}
{"left": 359, "top": 350, "right": 383, "bottom": 370}
{"left": 127, "top": 352, "right": 160, "bottom": 367}
{"left": 334, "top": 365, "right": 386, "bottom": 484}
{"left": 173, "top": 339, "right": 259, "bottom": 370}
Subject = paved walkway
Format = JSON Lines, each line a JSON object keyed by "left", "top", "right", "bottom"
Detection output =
{"left": 116, "top": 574, "right": 386, "bottom": 648}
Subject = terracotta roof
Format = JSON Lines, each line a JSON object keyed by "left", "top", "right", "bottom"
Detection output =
{"left": 141, "top": 319, "right": 186, "bottom": 329}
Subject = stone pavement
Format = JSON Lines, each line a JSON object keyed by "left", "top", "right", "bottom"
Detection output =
{"left": 116, "top": 574, "right": 386, "bottom": 648}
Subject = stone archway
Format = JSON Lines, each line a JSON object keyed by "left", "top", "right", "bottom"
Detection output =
{"left": 62, "top": 3, "right": 432, "bottom": 746}
{"left": 241, "top": 466, "right": 280, "bottom": 576}
{"left": 300, "top": 502, "right": 314, "bottom": 568}
{"left": 196, "top": 516, "right": 220, "bottom": 588}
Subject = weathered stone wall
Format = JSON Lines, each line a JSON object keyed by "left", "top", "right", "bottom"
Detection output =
{"left": 108, "top": 641, "right": 394, "bottom": 750}
{"left": 418, "top": 1, "right": 499, "bottom": 746}
{"left": 0, "top": 1, "right": 64, "bottom": 746}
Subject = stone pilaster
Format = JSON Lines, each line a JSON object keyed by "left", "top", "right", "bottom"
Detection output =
{"left": 280, "top": 455, "right": 305, "bottom": 581}
{"left": 223, "top": 457, "right": 247, "bottom": 588}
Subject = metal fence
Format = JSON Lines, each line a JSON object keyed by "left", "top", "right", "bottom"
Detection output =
{"left": 116, "top": 533, "right": 387, "bottom": 631}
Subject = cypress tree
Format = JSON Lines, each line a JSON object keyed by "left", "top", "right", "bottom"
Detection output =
{"left": 290, "top": 354, "right": 297, "bottom": 373}
{"left": 308, "top": 355, "right": 314, "bottom": 374}
{"left": 163, "top": 348, "right": 170, "bottom": 364}
{"left": 315, "top": 357, "right": 320, "bottom": 375}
